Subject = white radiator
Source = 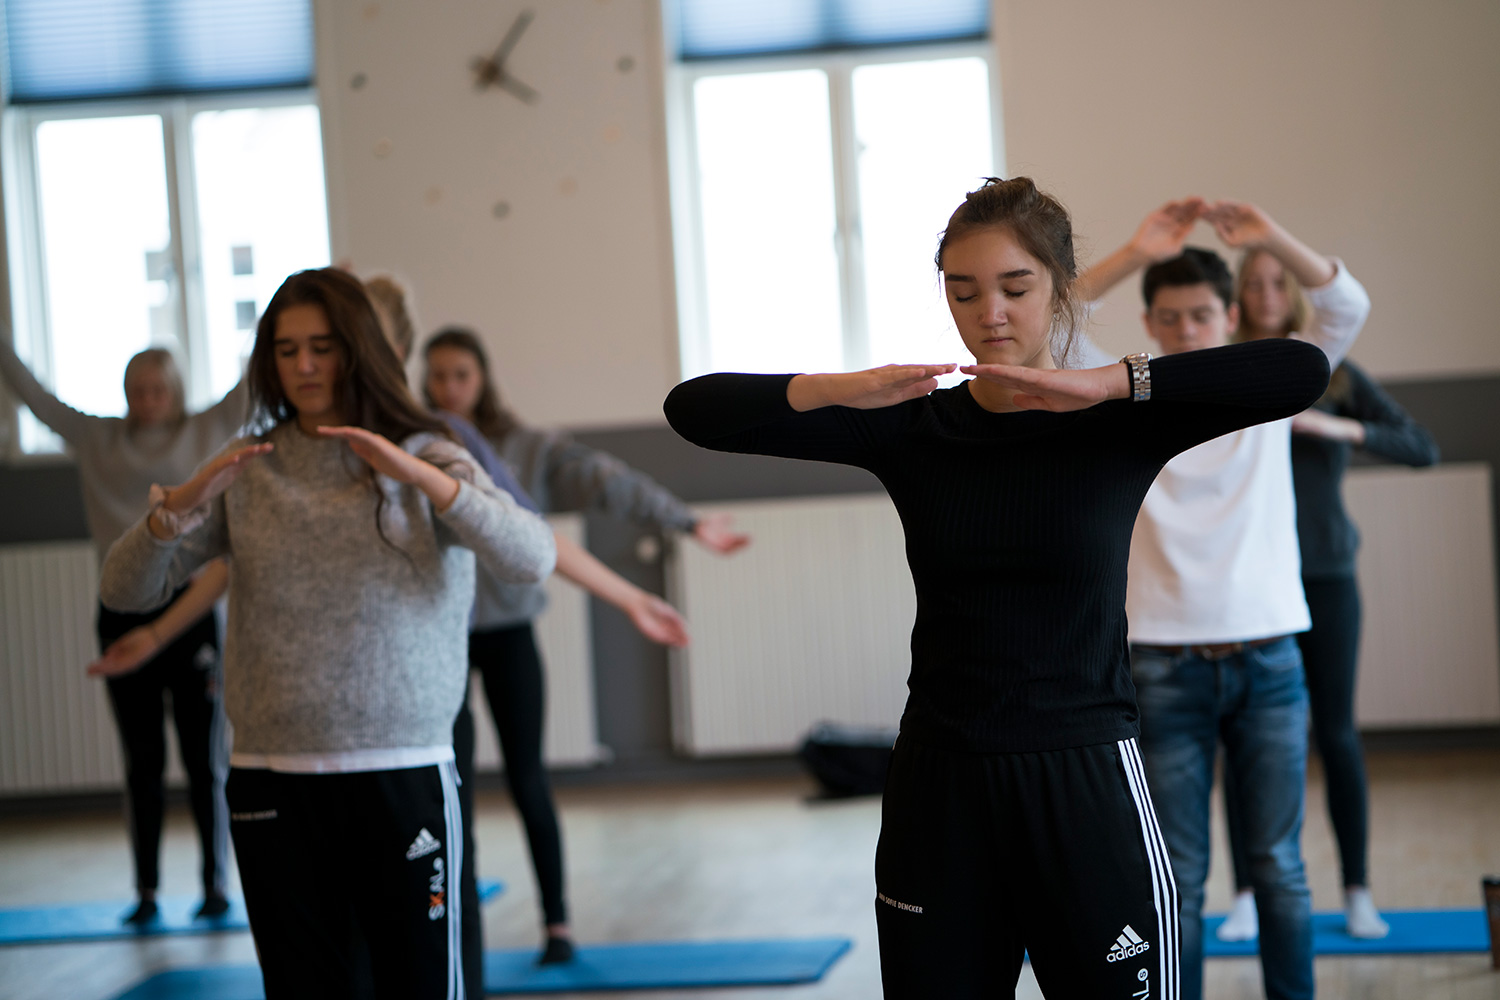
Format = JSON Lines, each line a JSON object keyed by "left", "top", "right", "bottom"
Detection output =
{"left": 1345, "top": 463, "right": 1500, "bottom": 727}
{"left": 666, "top": 470, "right": 1500, "bottom": 754}
{"left": 667, "top": 494, "right": 914, "bottom": 756}
{"left": 0, "top": 542, "right": 123, "bottom": 794}
{"left": 0, "top": 515, "right": 601, "bottom": 797}
{"left": 470, "top": 514, "right": 603, "bottom": 770}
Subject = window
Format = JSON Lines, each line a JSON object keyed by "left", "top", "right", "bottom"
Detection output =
{"left": 666, "top": 3, "right": 999, "bottom": 378}
{"left": 3, "top": 95, "right": 330, "bottom": 453}
{"left": 1, "top": 0, "right": 324, "bottom": 455}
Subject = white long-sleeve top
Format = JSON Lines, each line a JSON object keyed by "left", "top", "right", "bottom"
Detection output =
{"left": 1126, "top": 262, "right": 1371, "bottom": 644}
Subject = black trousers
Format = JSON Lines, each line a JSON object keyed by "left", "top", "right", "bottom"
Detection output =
{"left": 453, "top": 623, "right": 567, "bottom": 1000}
{"left": 227, "top": 764, "right": 464, "bottom": 1000}
{"left": 875, "top": 735, "right": 1180, "bottom": 999}
{"left": 96, "top": 598, "right": 227, "bottom": 897}
{"left": 1226, "top": 575, "right": 1369, "bottom": 891}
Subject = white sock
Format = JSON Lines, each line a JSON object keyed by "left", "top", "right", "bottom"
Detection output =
{"left": 1345, "top": 887, "right": 1390, "bottom": 939}
{"left": 1216, "top": 890, "right": 1259, "bottom": 941}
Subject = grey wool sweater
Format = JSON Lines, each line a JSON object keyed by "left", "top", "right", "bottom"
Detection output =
{"left": 0, "top": 336, "right": 249, "bottom": 565}
{"left": 99, "top": 422, "right": 557, "bottom": 756}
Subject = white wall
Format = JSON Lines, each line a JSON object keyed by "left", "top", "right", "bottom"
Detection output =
{"left": 315, "top": 0, "right": 681, "bottom": 429}
{"left": 993, "top": 0, "right": 1500, "bottom": 380}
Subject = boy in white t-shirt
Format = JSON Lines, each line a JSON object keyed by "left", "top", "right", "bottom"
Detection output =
{"left": 1078, "top": 199, "right": 1371, "bottom": 1000}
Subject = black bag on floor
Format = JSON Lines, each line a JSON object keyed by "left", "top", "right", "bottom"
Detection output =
{"left": 797, "top": 722, "right": 899, "bottom": 799}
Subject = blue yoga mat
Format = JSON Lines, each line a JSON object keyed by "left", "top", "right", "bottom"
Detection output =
{"left": 0, "top": 879, "right": 503, "bottom": 946}
{"left": 483, "top": 937, "right": 853, "bottom": 993}
{"left": 107, "top": 938, "right": 852, "bottom": 999}
{"left": 1203, "top": 909, "right": 1490, "bottom": 956}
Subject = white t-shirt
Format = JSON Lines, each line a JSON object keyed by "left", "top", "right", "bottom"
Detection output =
{"left": 1125, "top": 262, "right": 1371, "bottom": 645}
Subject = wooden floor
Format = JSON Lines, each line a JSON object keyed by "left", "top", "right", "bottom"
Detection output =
{"left": 0, "top": 747, "right": 1497, "bottom": 999}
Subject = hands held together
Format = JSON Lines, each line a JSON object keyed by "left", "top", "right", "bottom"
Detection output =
{"left": 790, "top": 362, "right": 1130, "bottom": 415}
{"left": 1130, "top": 197, "right": 1284, "bottom": 264}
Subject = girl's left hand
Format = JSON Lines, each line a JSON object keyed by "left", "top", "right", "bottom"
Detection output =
{"left": 626, "top": 593, "right": 690, "bottom": 648}
{"left": 960, "top": 364, "right": 1129, "bottom": 411}
{"left": 1292, "top": 408, "right": 1365, "bottom": 444}
{"left": 318, "top": 425, "right": 426, "bottom": 483}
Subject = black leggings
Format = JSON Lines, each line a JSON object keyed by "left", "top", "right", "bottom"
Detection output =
{"left": 454, "top": 623, "right": 567, "bottom": 998}
{"left": 1227, "top": 575, "right": 1368, "bottom": 889}
{"left": 97, "top": 598, "right": 227, "bottom": 897}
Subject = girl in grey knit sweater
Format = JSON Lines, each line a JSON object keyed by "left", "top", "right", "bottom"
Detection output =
{"left": 99, "top": 268, "right": 556, "bottom": 997}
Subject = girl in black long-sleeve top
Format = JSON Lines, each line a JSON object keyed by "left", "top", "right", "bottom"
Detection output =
{"left": 1218, "top": 253, "right": 1439, "bottom": 942}
{"left": 664, "top": 177, "right": 1331, "bottom": 999}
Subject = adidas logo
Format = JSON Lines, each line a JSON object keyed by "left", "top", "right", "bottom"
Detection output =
{"left": 406, "top": 828, "right": 441, "bottom": 861}
{"left": 1106, "top": 925, "right": 1150, "bottom": 962}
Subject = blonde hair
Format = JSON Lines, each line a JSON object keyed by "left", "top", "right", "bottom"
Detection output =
{"left": 122, "top": 348, "right": 186, "bottom": 428}
{"left": 364, "top": 275, "right": 415, "bottom": 361}
{"left": 1233, "top": 248, "right": 1309, "bottom": 341}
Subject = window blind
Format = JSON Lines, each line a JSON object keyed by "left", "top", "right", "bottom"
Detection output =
{"left": 3, "top": 0, "right": 313, "bottom": 104}
{"left": 674, "top": 0, "right": 988, "bottom": 61}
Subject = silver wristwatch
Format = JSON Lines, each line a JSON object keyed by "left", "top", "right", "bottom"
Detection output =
{"left": 1121, "top": 352, "right": 1153, "bottom": 402}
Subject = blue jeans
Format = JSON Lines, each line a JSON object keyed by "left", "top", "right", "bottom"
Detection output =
{"left": 1132, "top": 636, "right": 1313, "bottom": 1000}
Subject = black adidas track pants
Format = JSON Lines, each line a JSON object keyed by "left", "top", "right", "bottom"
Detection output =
{"left": 227, "top": 763, "right": 464, "bottom": 999}
{"left": 875, "top": 735, "right": 1179, "bottom": 999}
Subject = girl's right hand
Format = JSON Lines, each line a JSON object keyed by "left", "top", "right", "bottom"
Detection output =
{"left": 1129, "top": 197, "right": 1206, "bottom": 262}
{"left": 788, "top": 364, "right": 956, "bottom": 412}
{"left": 626, "top": 593, "right": 690, "bottom": 648}
{"left": 152, "top": 443, "right": 272, "bottom": 538}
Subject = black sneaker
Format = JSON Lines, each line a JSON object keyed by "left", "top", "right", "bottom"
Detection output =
{"left": 538, "top": 935, "right": 575, "bottom": 965}
{"left": 122, "top": 899, "right": 159, "bottom": 926}
{"left": 196, "top": 894, "right": 230, "bottom": 919}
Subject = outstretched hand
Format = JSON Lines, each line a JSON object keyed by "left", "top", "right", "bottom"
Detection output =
{"left": 692, "top": 513, "right": 750, "bottom": 555}
{"left": 317, "top": 425, "right": 426, "bottom": 482}
{"left": 960, "top": 363, "right": 1130, "bottom": 412}
{"left": 626, "top": 593, "right": 690, "bottom": 647}
{"left": 788, "top": 364, "right": 956, "bottom": 412}
{"left": 88, "top": 626, "right": 161, "bottom": 678}
{"left": 1130, "top": 197, "right": 1206, "bottom": 262}
{"left": 155, "top": 443, "right": 272, "bottom": 536}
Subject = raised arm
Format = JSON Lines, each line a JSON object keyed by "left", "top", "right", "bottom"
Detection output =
{"left": 1075, "top": 198, "right": 1206, "bottom": 303}
{"left": 320, "top": 428, "right": 557, "bottom": 584}
{"left": 664, "top": 365, "right": 952, "bottom": 465}
{"left": 0, "top": 325, "right": 98, "bottom": 444}
{"left": 552, "top": 533, "right": 688, "bottom": 647}
{"left": 966, "top": 339, "right": 1331, "bottom": 457}
{"left": 98, "top": 443, "right": 260, "bottom": 611}
{"left": 1203, "top": 200, "right": 1369, "bottom": 365}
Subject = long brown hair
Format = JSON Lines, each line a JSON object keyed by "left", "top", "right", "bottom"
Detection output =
{"left": 935, "top": 177, "right": 1083, "bottom": 366}
{"left": 421, "top": 327, "right": 520, "bottom": 441}
{"left": 249, "top": 268, "right": 454, "bottom": 557}
{"left": 249, "top": 268, "right": 450, "bottom": 443}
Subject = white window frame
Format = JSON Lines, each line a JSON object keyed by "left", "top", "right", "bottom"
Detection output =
{"left": 664, "top": 40, "right": 1005, "bottom": 378}
{"left": 0, "top": 87, "right": 324, "bottom": 458}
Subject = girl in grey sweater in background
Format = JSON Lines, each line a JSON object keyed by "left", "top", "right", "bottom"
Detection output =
{"left": 0, "top": 333, "right": 246, "bottom": 924}
{"left": 99, "top": 268, "right": 556, "bottom": 998}
{"left": 420, "top": 327, "right": 747, "bottom": 970}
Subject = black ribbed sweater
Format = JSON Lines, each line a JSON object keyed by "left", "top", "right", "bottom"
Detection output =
{"left": 664, "top": 338, "right": 1331, "bottom": 754}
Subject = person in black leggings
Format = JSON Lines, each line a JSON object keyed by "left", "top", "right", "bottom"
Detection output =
{"left": 1216, "top": 250, "right": 1439, "bottom": 942}
{"left": 93, "top": 573, "right": 229, "bottom": 922}
{"left": 665, "top": 176, "right": 1332, "bottom": 998}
